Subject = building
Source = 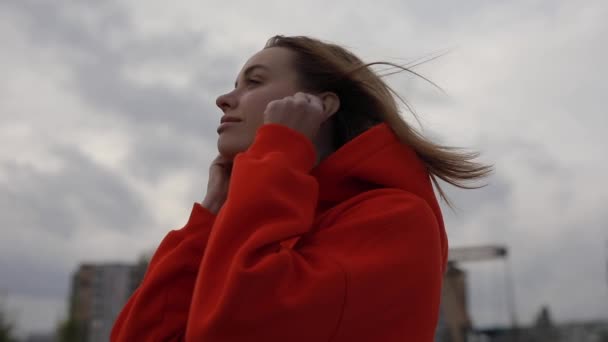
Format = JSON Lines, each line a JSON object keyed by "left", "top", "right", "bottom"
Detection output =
{"left": 88, "top": 264, "right": 134, "bottom": 342}
{"left": 436, "top": 263, "right": 474, "bottom": 342}
{"left": 436, "top": 245, "right": 514, "bottom": 342}
{"left": 67, "top": 260, "right": 147, "bottom": 342}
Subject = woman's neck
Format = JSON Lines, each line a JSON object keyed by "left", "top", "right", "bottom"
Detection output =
{"left": 314, "top": 120, "right": 336, "bottom": 167}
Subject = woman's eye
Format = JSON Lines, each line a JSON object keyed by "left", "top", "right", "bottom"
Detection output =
{"left": 247, "top": 79, "right": 261, "bottom": 85}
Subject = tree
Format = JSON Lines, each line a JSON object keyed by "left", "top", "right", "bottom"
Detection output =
{"left": 0, "top": 308, "right": 17, "bottom": 342}
{"left": 56, "top": 317, "right": 83, "bottom": 342}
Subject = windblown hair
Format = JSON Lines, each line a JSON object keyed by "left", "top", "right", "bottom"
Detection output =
{"left": 265, "top": 35, "right": 493, "bottom": 204}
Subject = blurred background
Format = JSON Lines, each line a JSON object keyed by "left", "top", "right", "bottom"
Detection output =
{"left": 1, "top": 0, "right": 607, "bottom": 341}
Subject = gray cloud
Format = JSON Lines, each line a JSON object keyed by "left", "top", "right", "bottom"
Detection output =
{"left": 1, "top": 144, "right": 148, "bottom": 237}
{"left": 3, "top": 0, "right": 238, "bottom": 188}
{"left": 4, "top": 0, "right": 235, "bottom": 138}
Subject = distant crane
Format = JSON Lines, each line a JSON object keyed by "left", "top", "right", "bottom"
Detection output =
{"left": 441, "top": 245, "right": 518, "bottom": 342}
{"left": 448, "top": 245, "right": 507, "bottom": 263}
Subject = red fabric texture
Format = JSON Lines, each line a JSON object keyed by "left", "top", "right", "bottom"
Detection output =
{"left": 111, "top": 122, "right": 448, "bottom": 341}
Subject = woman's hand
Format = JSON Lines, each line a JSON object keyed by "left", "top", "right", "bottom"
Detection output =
{"left": 201, "top": 155, "right": 233, "bottom": 215}
{"left": 203, "top": 92, "right": 329, "bottom": 213}
{"left": 264, "top": 92, "right": 332, "bottom": 141}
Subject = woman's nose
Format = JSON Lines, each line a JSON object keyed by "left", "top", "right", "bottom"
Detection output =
{"left": 216, "top": 91, "right": 236, "bottom": 113}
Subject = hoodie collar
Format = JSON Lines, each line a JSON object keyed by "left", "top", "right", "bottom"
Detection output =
{"left": 312, "top": 122, "right": 444, "bottom": 226}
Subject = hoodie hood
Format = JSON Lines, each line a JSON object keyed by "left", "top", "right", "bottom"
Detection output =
{"left": 311, "top": 122, "right": 447, "bottom": 264}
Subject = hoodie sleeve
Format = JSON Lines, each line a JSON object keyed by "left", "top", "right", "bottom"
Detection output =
{"left": 110, "top": 124, "right": 342, "bottom": 342}
{"left": 183, "top": 124, "right": 347, "bottom": 341}
{"left": 111, "top": 203, "right": 216, "bottom": 341}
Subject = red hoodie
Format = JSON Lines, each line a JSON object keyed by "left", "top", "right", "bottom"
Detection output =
{"left": 111, "top": 122, "right": 448, "bottom": 342}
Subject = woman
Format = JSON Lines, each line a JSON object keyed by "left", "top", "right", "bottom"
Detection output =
{"left": 111, "top": 35, "right": 491, "bottom": 341}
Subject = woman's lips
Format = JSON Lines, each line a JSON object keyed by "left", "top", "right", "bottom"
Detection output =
{"left": 217, "top": 120, "right": 241, "bottom": 133}
{"left": 220, "top": 116, "right": 242, "bottom": 123}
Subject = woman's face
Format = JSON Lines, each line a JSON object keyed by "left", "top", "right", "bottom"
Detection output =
{"left": 215, "top": 47, "right": 302, "bottom": 159}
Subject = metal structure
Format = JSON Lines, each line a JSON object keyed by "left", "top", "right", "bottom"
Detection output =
{"left": 448, "top": 245, "right": 507, "bottom": 263}
{"left": 440, "top": 245, "right": 518, "bottom": 342}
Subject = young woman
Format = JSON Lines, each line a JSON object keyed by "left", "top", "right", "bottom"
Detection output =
{"left": 111, "top": 35, "right": 491, "bottom": 341}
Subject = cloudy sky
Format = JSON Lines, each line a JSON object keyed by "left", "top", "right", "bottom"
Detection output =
{"left": 1, "top": 0, "right": 607, "bottom": 336}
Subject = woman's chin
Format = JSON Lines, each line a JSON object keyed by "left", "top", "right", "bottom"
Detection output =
{"left": 217, "top": 141, "right": 244, "bottom": 160}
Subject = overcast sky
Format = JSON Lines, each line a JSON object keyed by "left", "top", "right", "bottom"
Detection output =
{"left": 2, "top": 0, "right": 607, "bottom": 337}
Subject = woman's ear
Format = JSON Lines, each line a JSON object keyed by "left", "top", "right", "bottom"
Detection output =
{"left": 318, "top": 92, "right": 340, "bottom": 118}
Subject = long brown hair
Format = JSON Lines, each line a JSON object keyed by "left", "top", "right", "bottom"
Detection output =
{"left": 265, "top": 35, "right": 492, "bottom": 205}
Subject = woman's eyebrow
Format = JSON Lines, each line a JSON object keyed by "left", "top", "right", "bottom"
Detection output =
{"left": 234, "top": 64, "right": 271, "bottom": 88}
